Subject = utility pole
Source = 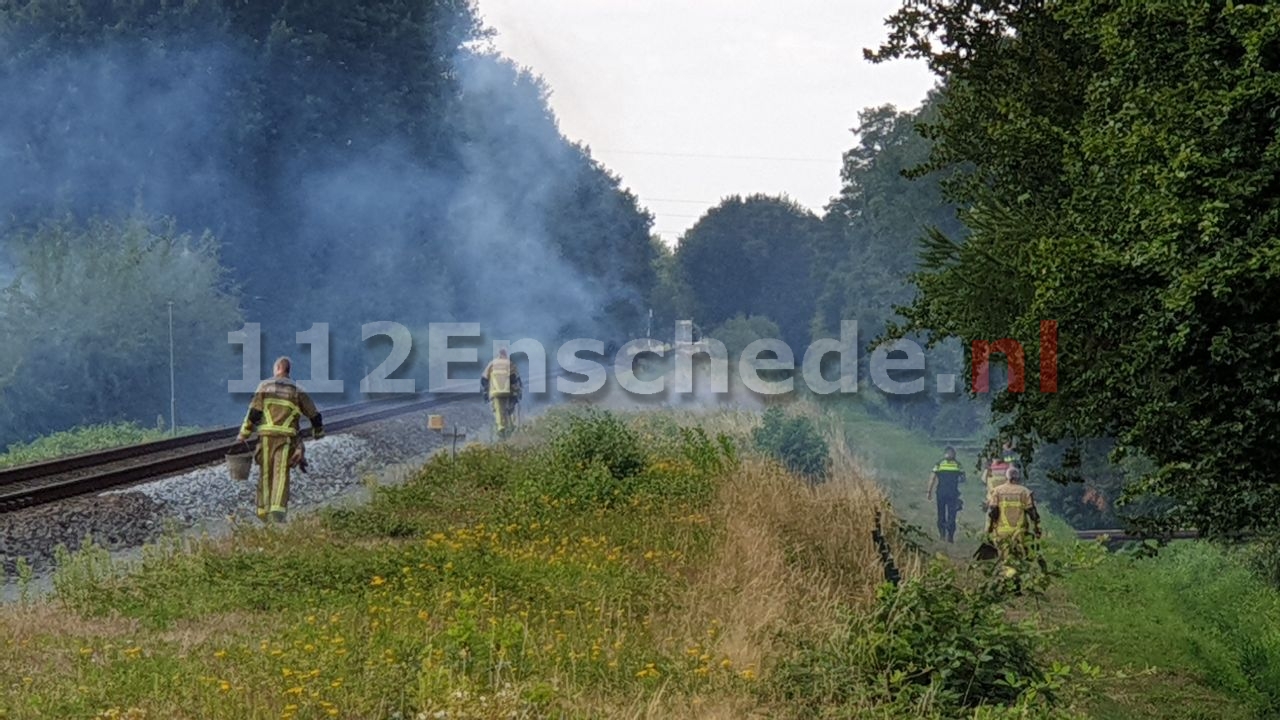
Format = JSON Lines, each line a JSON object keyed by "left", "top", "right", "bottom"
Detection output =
{"left": 168, "top": 301, "right": 176, "bottom": 436}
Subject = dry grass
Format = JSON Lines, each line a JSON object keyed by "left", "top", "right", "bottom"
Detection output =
{"left": 0, "top": 403, "right": 922, "bottom": 720}
{"left": 650, "top": 405, "right": 918, "bottom": 715}
{"left": 0, "top": 603, "right": 139, "bottom": 643}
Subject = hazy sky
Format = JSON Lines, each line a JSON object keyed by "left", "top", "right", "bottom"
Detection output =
{"left": 473, "top": 0, "right": 938, "bottom": 245}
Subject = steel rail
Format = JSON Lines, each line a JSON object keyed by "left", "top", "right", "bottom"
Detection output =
{"left": 0, "top": 391, "right": 478, "bottom": 513}
{"left": 0, "top": 395, "right": 411, "bottom": 489}
{"left": 1073, "top": 529, "right": 1204, "bottom": 542}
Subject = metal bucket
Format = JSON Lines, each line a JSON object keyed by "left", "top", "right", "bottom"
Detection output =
{"left": 226, "top": 447, "right": 253, "bottom": 481}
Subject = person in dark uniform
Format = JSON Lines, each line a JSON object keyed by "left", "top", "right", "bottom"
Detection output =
{"left": 926, "top": 446, "right": 966, "bottom": 543}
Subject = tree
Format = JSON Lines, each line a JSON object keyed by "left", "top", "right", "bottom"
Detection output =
{"left": 0, "top": 214, "right": 243, "bottom": 444}
{"left": 816, "top": 95, "right": 964, "bottom": 344}
{"left": 676, "top": 195, "right": 826, "bottom": 351}
{"left": 708, "top": 314, "right": 783, "bottom": 360}
{"left": 871, "top": 0, "right": 1280, "bottom": 534}
{"left": 0, "top": 1, "right": 658, "bottom": 412}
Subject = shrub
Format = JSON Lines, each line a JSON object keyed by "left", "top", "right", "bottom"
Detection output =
{"left": 771, "top": 560, "right": 1064, "bottom": 717}
{"left": 709, "top": 314, "right": 783, "bottom": 359}
{"left": 752, "top": 407, "right": 829, "bottom": 481}
{"left": 0, "top": 422, "right": 184, "bottom": 468}
{"left": 549, "top": 409, "right": 647, "bottom": 483}
{"left": 512, "top": 410, "right": 736, "bottom": 511}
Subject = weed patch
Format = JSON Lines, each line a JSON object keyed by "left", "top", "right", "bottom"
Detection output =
{"left": 752, "top": 406, "right": 830, "bottom": 482}
{"left": 770, "top": 559, "right": 1088, "bottom": 719}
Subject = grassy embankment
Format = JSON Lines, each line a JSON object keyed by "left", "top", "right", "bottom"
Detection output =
{"left": 833, "top": 403, "right": 1280, "bottom": 720}
{"left": 4, "top": 403, "right": 1278, "bottom": 719}
{"left": 0, "top": 423, "right": 200, "bottom": 468}
{"left": 0, "top": 408, "right": 903, "bottom": 719}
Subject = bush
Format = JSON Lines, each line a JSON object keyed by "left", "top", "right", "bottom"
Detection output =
{"left": 549, "top": 409, "right": 647, "bottom": 483}
{"left": 752, "top": 407, "right": 829, "bottom": 481}
{"left": 771, "top": 560, "right": 1069, "bottom": 718}
{"left": 511, "top": 410, "right": 735, "bottom": 511}
{"left": 0, "top": 422, "right": 181, "bottom": 468}
{"left": 513, "top": 409, "right": 649, "bottom": 508}
{"left": 709, "top": 314, "right": 783, "bottom": 359}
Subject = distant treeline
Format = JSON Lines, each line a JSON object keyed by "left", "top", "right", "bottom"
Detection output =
{"left": 0, "top": 0, "right": 657, "bottom": 444}
{"left": 654, "top": 94, "right": 984, "bottom": 439}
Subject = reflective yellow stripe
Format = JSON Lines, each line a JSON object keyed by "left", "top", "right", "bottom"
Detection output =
{"left": 489, "top": 360, "right": 512, "bottom": 396}
{"left": 271, "top": 442, "right": 289, "bottom": 513}
{"left": 260, "top": 398, "right": 301, "bottom": 437}
{"left": 257, "top": 441, "right": 270, "bottom": 515}
{"left": 996, "top": 497, "right": 1025, "bottom": 537}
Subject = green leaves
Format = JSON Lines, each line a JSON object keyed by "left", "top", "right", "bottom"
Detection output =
{"left": 751, "top": 407, "right": 830, "bottom": 482}
{"left": 872, "top": 0, "right": 1280, "bottom": 534}
{"left": 676, "top": 195, "right": 827, "bottom": 350}
{"left": 769, "top": 559, "right": 1066, "bottom": 717}
{"left": 0, "top": 214, "right": 242, "bottom": 444}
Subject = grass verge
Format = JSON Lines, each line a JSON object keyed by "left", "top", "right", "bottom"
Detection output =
{"left": 830, "top": 401, "right": 1280, "bottom": 720}
{"left": 0, "top": 407, "right": 905, "bottom": 719}
{"left": 0, "top": 422, "right": 201, "bottom": 468}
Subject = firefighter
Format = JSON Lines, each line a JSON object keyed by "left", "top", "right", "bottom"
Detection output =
{"left": 985, "top": 466, "right": 1041, "bottom": 579}
{"left": 982, "top": 440, "right": 1019, "bottom": 508}
{"left": 926, "top": 446, "right": 966, "bottom": 543}
{"left": 481, "top": 348, "right": 522, "bottom": 439}
{"left": 236, "top": 356, "right": 323, "bottom": 523}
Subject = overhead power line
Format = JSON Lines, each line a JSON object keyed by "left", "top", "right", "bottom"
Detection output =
{"left": 642, "top": 197, "right": 716, "bottom": 204}
{"left": 598, "top": 149, "right": 831, "bottom": 163}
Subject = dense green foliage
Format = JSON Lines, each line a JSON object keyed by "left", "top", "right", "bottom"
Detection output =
{"left": 815, "top": 98, "right": 964, "bottom": 344}
{"left": 674, "top": 195, "right": 826, "bottom": 350}
{"left": 870, "top": 0, "right": 1280, "bottom": 533}
{"left": 0, "top": 216, "right": 241, "bottom": 440}
{"left": 708, "top": 314, "right": 784, "bottom": 359}
{"left": 752, "top": 407, "right": 830, "bottom": 481}
{"left": 772, "top": 561, "right": 1071, "bottom": 718}
{"left": 0, "top": 421, "right": 193, "bottom": 468}
{"left": 0, "top": 0, "right": 658, "bottom": 444}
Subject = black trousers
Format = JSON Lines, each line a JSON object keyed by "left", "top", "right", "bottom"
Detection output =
{"left": 936, "top": 492, "right": 961, "bottom": 541}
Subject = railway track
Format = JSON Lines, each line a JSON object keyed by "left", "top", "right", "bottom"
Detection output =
{"left": 0, "top": 390, "right": 480, "bottom": 513}
{"left": 1074, "top": 529, "right": 1205, "bottom": 543}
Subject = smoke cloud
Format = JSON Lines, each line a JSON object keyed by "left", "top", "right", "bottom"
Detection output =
{"left": 0, "top": 9, "right": 653, "bottom": 442}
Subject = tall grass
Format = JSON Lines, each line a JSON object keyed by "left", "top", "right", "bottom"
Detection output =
{"left": 1055, "top": 542, "right": 1280, "bottom": 719}
{"left": 0, "top": 422, "right": 198, "bottom": 468}
{"left": 0, "top": 406, "right": 905, "bottom": 720}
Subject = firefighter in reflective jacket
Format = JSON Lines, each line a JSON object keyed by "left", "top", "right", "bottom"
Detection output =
{"left": 986, "top": 466, "right": 1041, "bottom": 574}
{"left": 237, "top": 357, "right": 323, "bottom": 522}
{"left": 982, "top": 441, "right": 1019, "bottom": 509}
{"left": 927, "top": 446, "right": 966, "bottom": 543}
{"left": 481, "top": 348, "right": 521, "bottom": 439}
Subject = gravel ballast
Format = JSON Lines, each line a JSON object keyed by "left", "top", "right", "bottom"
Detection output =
{"left": 0, "top": 400, "right": 493, "bottom": 576}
